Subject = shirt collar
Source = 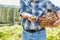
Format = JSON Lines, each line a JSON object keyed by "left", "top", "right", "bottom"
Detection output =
{"left": 30, "top": 0, "right": 45, "bottom": 3}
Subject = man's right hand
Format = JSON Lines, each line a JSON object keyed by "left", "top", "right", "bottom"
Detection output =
{"left": 20, "top": 12, "right": 38, "bottom": 22}
{"left": 28, "top": 16, "right": 38, "bottom": 22}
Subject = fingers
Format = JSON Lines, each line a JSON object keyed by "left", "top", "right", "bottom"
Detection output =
{"left": 53, "top": 20, "right": 60, "bottom": 27}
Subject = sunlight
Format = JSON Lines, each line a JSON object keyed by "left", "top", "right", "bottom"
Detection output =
{"left": 0, "top": 0, "right": 20, "bottom": 6}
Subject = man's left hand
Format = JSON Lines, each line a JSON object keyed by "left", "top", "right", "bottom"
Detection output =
{"left": 53, "top": 11, "right": 60, "bottom": 27}
{"left": 53, "top": 20, "right": 60, "bottom": 27}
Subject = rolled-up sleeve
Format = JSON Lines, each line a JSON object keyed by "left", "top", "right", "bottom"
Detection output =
{"left": 19, "top": 0, "right": 27, "bottom": 13}
{"left": 47, "top": 1, "right": 60, "bottom": 11}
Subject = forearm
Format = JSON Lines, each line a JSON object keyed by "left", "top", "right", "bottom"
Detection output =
{"left": 57, "top": 11, "right": 60, "bottom": 20}
{"left": 20, "top": 12, "right": 38, "bottom": 22}
{"left": 20, "top": 12, "right": 33, "bottom": 19}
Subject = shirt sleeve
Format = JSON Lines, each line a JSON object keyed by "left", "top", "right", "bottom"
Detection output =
{"left": 47, "top": 1, "right": 60, "bottom": 11}
{"left": 19, "top": 0, "right": 27, "bottom": 13}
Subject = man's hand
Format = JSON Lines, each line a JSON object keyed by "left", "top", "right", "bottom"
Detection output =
{"left": 53, "top": 20, "right": 60, "bottom": 27}
{"left": 28, "top": 16, "right": 38, "bottom": 22}
{"left": 53, "top": 11, "right": 60, "bottom": 27}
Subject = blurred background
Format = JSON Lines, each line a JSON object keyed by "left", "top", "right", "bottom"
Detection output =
{"left": 0, "top": 0, "right": 60, "bottom": 40}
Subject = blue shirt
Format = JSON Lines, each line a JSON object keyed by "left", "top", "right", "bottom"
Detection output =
{"left": 19, "top": 0, "right": 60, "bottom": 30}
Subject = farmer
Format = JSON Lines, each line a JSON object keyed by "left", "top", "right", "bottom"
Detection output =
{"left": 19, "top": 0, "right": 60, "bottom": 40}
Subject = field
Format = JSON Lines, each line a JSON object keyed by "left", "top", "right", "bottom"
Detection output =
{"left": 0, "top": 24, "right": 60, "bottom": 40}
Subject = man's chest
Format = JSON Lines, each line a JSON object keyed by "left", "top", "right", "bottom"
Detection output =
{"left": 27, "top": 2, "right": 46, "bottom": 10}
{"left": 26, "top": 2, "right": 47, "bottom": 16}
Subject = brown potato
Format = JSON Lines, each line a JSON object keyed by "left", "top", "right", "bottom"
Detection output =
{"left": 31, "top": 16, "right": 36, "bottom": 20}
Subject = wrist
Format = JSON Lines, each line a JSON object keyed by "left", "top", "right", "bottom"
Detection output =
{"left": 35, "top": 16, "right": 39, "bottom": 21}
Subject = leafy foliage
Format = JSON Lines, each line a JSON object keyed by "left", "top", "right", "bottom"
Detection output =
{"left": 46, "top": 24, "right": 60, "bottom": 40}
{"left": 0, "top": 24, "right": 23, "bottom": 40}
{"left": 0, "top": 24, "right": 60, "bottom": 40}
